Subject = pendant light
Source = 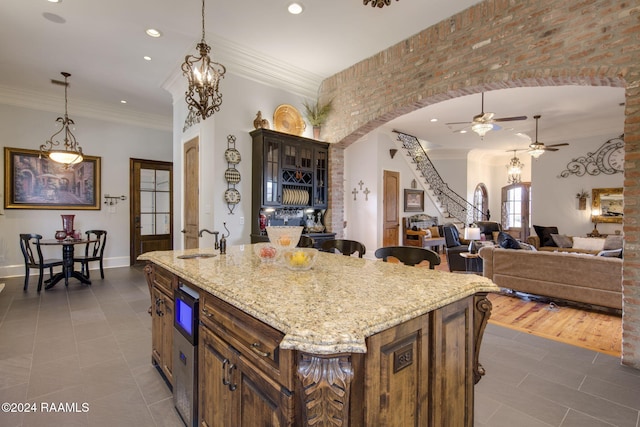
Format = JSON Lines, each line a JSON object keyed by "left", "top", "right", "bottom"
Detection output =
{"left": 181, "top": 0, "right": 226, "bottom": 119}
{"left": 39, "top": 72, "right": 84, "bottom": 167}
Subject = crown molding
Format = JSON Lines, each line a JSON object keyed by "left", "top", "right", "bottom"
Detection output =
{"left": 163, "top": 34, "right": 325, "bottom": 100}
{"left": 0, "top": 85, "right": 172, "bottom": 132}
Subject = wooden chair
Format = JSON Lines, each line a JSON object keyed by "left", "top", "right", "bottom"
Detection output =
{"left": 374, "top": 246, "right": 441, "bottom": 269}
{"left": 74, "top": 230, "right": 107, "bottom": 279}
{"left": 321, "top": 239, "right": 366, "bottom": 258}
{"left": 297, "top": 235, "right": 315, "bottom": 248}
{"left": 19, "top": 233, "right": 63, "bottom": 292}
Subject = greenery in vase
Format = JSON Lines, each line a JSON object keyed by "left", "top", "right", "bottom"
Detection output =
{"left": 302, "top": 98, "right": 334, "bottom": 127}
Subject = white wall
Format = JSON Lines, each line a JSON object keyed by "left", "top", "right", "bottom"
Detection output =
{"left": 165, "top": 72, "right": 322, "bottom": 250}
{"left": 0, "top": 104, "right": 172, "bottom": 277}
{"left": 529, "top": 134, "right": 623, "bottom": 237}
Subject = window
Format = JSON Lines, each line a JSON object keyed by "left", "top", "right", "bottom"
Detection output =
{"left": 473, "top": 183, "right": 489, "bottom": 222}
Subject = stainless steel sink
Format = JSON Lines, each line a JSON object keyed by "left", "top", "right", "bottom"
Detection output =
{"left": 177, "top": 253, "right": 216, "bottom": 259}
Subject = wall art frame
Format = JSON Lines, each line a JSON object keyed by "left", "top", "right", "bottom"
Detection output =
{"left": 4, "top": 147, "right": 101, "bottom": 210}
{"left": 404, "top": 188, "right": 424, "bottom": 212}
{"left": 591, "top": 187, "right": 623, "bottom": 224}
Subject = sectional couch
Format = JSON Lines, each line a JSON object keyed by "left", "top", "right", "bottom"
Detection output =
{"left": 479, "top": 246, "right": 623, "bottom": 310}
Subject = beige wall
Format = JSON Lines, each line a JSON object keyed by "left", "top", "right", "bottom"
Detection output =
{"left": 319, "top": 0, "right": 640, "bottom": 368}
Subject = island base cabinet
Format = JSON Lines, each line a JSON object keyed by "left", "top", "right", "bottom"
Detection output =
{"left": 199, "top": 324, "right": 295, "bottom": 427}
{"left": 151, "top": 288, "right": 174, "bottom": 384}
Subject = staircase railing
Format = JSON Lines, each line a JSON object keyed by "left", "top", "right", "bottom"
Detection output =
{"left": 394, "top": 131, "right": 487, "bottom": 225}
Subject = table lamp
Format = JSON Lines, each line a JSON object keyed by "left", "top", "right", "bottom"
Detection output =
{"left": 591, "top": 209, "right": 601, "bottom": 237}
{"left": 464, "top": 226, "right": 481, "bottom": 253}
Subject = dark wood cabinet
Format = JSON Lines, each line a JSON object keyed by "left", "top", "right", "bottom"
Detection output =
{"left": 251, "top": 129, "right": 330, "bottom": 241}
{"left": 198, "top": 293, "right": 295, "bottom": 427}
{"left": 147, "top": 265, "right": 176, "bottom": 386}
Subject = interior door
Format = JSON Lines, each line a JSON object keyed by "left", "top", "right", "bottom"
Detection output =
{"left": 130, "top": 159, "right": 173, "bottom": 265}
{"left": 183, "top": 137, "right": 199, "bottom": 249}
{"left": 501, "top": 183, "right": 531, "bottom": 241}
{"left": 382, "top": 170, "right": 400, "bottom": 247}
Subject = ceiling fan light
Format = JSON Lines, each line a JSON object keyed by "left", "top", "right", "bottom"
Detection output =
{"left": 529, "top": 149, "right": 544, "bottom": 159}
{"left": 471, "top": 122, "right": 493, "bottom": 138}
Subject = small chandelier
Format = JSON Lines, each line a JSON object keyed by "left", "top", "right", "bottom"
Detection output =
{"left": 506, "top": 150, "right": 524, "bottom": 184}
{"left": 39, "top": 72, "right": 83, "bottom": 167}
{"left": 471, "top": 122, "right": 494, "bottom": 139}
{"left": 181, "top": 0, "right": 226, "bottom": 119}
{"left": 363, "top": 0, "right": 398, "bottom": 7}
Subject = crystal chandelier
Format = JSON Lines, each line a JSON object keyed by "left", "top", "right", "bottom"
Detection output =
{"left": 181, "top": 0, "right": 226, "bottom": 119}
{"left": 39, "top": 72, "right": 84, "bottom": 167}
{"left": 363, "top": 0, "right": 398, "bottom": 7}
{"left": 471, "top": 122, "right": 494, "bottom": 138}
{"left": 506, "top": 150, "right": 524, "bottom": 184}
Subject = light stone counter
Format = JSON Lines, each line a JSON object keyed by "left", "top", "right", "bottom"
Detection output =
{"left": 140, "top": 245, "right": 498, "bottom": 355}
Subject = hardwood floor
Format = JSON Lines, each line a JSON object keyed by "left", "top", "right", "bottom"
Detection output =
{"left": 487, "top": 293, "right": 622, "bottom": 357}
{"left": 435, "top": 250, "right": 622, "bottom": 356}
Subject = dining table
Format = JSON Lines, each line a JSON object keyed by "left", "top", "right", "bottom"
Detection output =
{"left": 40, "top": 238, "right": 97, "bottom": 289}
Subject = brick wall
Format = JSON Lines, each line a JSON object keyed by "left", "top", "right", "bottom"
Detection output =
{"left": 319, "top": 0, "right": 640, "bottom": 368}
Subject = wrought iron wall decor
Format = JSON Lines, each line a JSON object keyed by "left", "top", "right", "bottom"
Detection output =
{"left": 560, "top": 135, "right": 624, "bottom": 177}
{"left": 223, "top": 134, "right": 240, "bottom": 214}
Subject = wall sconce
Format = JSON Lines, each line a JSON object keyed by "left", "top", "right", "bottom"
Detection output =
{"left": 104, "top": 194, "right": 127, "bottom": 205}
{"left": 389, "top": 149, "right": 398, "bottom": 159}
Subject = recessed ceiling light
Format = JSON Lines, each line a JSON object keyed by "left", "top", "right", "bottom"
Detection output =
{"left": 120, "top": 100, "right": 127, "bottom": 104}
{"left": 288, "top": 2, "right": 304, "bottom": 14}
{"left": 145, "top": 28, "right": 162, "bottom": 38}
{"left": 48, "top": 0, "right": 61, "bottom": 3}
{"left": 143, "top": 56, "right": 152, "bottom": 61}
{"left": 460, "top": 130, "right": 467, "bottom": 134}
{"left": 430, "top": 118, "right": 438, "bottom": 122}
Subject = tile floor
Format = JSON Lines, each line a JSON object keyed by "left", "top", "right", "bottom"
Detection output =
{"left": 0, "top": 266, "right": 638, "bottom": 427}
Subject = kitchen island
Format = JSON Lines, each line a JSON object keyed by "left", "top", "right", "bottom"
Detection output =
{"left": 141, "top": 246, "right": 498, "bottom": 426}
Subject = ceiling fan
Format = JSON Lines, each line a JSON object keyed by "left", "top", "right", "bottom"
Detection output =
{"left": 445, "top": 92, "right": 527, "bottom": 139}
{"left": 528, "top": 114, "right": 569, "bottom": 158}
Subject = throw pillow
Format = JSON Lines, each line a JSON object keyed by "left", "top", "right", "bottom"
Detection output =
{"left": 604, "top": 235, "right": 623, "bottom": 250}
{"left": 551, "top": 234, "right": 573, "bottom": 248}
{"left": 533, "top": 225, "right": 559, "bottom": 247}
{"left": 421, "top": 228, "right": 432, "bottom": 238}
{"left": 497, "top": 231, "right": 521, "bottom": 249}
{"left": 428, "top": 226, "right": 440, "bottom": 238}
{"left": 572, "top": 237, "right": 605, "bottom": 251}
{"left": 518, "top": 241, "right": 537, "bottom": 251}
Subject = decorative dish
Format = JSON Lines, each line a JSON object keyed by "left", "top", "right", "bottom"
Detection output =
{"left": 253, "top": 242, "right": 279, "bottom": 263}
{"left": 266, "top": 226, "right": 303, "bottom": 249}
{"left": 281, "top": 248, "right": 318, "bottom": 271}
{"left": 273, "top": 104, "right": 306, "bottom": 136}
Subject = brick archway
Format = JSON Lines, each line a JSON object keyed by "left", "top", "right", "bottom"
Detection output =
{"left": 320, "top": 0, "right": 640, "bottom": 368}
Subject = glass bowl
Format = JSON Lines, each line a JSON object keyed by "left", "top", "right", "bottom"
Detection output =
{"left": 266, "top": 226, "right": 303, "bottom": 249}
{"left": 281, "top": 248, "right": 319, "bottom": 271}
{"left": 253, "top": 242, "right": 280, "bottom": 263}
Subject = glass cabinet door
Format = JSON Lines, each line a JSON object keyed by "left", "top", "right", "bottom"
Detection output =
{"left": 263, "top": 139, "right": 280, "bottom": 205}
{"left": 314, "top": 148, "right": 328, "bottom": 207}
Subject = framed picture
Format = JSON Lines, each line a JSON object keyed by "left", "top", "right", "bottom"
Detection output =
{"left": 4, "top": 147, "right": 101, "bottom": 210}
{"left": 404, "top": 189, "right": 424, "bottom": 212}
{"left": 591, "top": 187, "right": 623, "bottom": 224}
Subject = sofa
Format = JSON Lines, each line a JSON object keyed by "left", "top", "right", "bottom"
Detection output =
{"left": 479, "top": 246, "right": 622, "bottom": 309}
{"left": 528, "top": 225, "right": 624, "bottom": 256}
{"left": 442, "top": 222, "right": 502, "bottom": 272}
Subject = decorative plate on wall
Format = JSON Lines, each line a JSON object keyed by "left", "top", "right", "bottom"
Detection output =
{"left": 273, "top": 104, "right": 306, "bottom": 136}
{"left": 224, "top": 147, "right": 241, "bottom": 164}
{"left": 224, "top": 168, "right": 241, "bottom": 184}
{"left": 224, "top": 188, "right": 241, "bottom": 204}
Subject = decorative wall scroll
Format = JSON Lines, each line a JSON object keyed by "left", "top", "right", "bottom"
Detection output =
{"left": 223, "top": 134, "right": 241, "bottom": 214}
{"left": 560, "top": 135, "right": 624, "bottom": 177}
{"left": 182, "top": 109, "right": 201, "bottom": 133}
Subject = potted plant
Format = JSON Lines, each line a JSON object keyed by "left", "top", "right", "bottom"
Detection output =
{"left": 302, "top": 98, "right": 333, "bottom": 139}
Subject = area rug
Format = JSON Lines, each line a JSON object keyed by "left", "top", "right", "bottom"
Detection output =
{"left": 487, "top": 293, "right": 622, "bottom": 357}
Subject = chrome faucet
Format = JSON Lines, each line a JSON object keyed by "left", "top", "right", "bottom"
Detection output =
{"left": 198, "top": 228, "right": 220, "bottom": 250}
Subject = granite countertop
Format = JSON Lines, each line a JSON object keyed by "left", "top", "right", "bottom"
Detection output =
{"left": 140, "top": 246, "right": 498, "bottom": 355}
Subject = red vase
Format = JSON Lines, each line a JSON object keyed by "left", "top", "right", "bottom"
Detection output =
{"left": 61, "top": 214, "right": 75, "bottom": 237}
